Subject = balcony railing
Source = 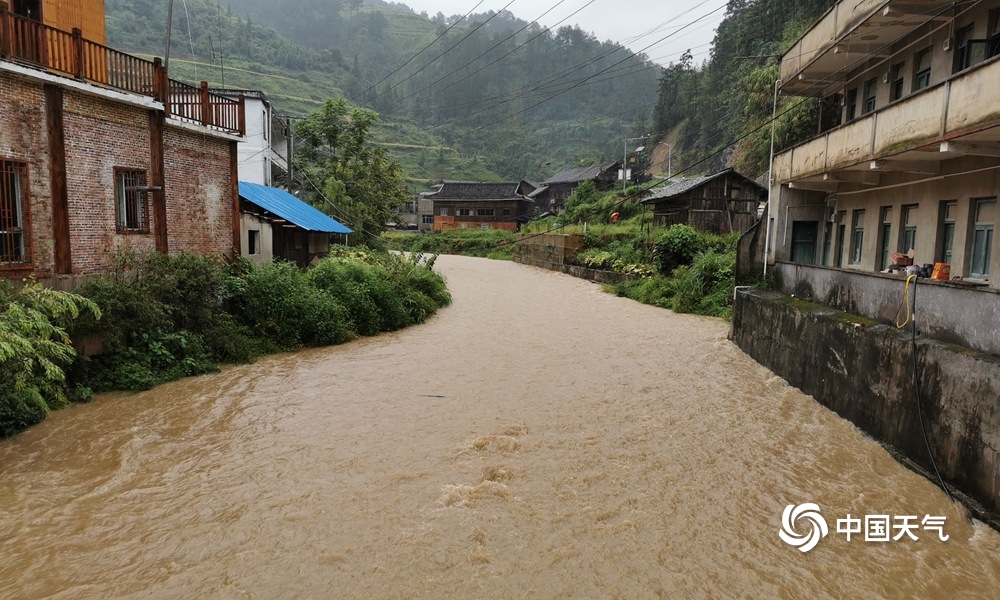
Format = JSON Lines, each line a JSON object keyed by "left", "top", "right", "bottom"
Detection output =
{"left": 0, "top": 2, "right": 244, "bottom": 136}
{"left": 774, "top": 57, "right": 1000, "bottom": 184}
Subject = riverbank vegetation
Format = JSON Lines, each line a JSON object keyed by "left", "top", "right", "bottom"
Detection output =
{"left": 0, "top": 248, "right": 450, "bottom": 438}
{"left": 520, "top": 183, "right": 740, "bottom": 319}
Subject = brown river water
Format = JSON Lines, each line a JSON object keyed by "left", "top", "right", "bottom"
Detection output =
{"left": 2, "top": 255, "right": 999, "bottom": 599}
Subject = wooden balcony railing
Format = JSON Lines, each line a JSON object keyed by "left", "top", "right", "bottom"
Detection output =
{"left": 0, "top": 2, "right": 243, "bottom": 135}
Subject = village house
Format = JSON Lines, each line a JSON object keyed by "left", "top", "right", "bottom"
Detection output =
{"left": 0, "top": 0, "right": 244, "bottom": 286}
{"left": 238, "top": 181, "right": 352, "bottom": 268}
{"left": 536, "top": 162, "right": 620, "bottom": 213}
{"left": 763, "top": 0, "right": 1000, "bottom": 356}
{"left": 427, "top": 181, "right": 535, "bottom": 232}
{"left": 641, "top": 168, "right": 765, "bottom": 234}
{"left": 210, "top": 89, "right": 291, "bottom": 188}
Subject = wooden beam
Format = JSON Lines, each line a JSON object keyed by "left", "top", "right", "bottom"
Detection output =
{"left": 45, "top": 85, "right": 72, "bottom": 274}
{"left": 149, "top": 111, "right": 168, "bottom": 253}
{"left": 230, "top": 139, "right": 240, "bottom": 254}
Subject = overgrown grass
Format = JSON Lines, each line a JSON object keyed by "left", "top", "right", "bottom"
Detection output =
{"left": 612, "top": 226, "right": 739, "bottom": 319}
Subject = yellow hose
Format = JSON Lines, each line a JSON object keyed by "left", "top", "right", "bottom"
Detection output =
{"left": 895, "top": 274, "right": 917, "bottom": 329}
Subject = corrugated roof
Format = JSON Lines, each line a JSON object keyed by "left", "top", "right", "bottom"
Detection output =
{"left": 543, "top": 162, "right": 617, "bottom": 184}
{"left": 239, "top": 181, "right": 353, "bottom": 234}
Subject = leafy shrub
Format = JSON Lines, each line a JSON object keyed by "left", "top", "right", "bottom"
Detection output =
{"left": 0, "top": 281, "right": 100, "bottom": 436}
{"left": 227, "top": 260, "right": 352, "bottom": 349}
{"left": 654, "top": 224, "right": 704, "bottom": 274}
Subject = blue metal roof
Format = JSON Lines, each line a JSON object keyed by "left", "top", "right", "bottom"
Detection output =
{"left": 238, "top": 181, "right": 353, "bottom": 234}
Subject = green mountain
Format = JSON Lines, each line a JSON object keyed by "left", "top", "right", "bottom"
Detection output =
{"left": 104, "top": 0, "right": 660, "bottom": 186}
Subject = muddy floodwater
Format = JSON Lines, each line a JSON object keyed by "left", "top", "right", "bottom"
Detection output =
{"left": 2, "top": 255, "right": 999, "bottom": 599}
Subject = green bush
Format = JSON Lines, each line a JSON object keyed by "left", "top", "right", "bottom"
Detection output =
{"left": 653, "top": 224, "right": 704, "bottom": 274}
{"left": 227, "top": 260, "right": 353, "bottom": 349}
{"left": 671, "top": 251, "right": 736, "bottom": 318}
{"left": 0, "top": 281, "right": 100, "bottom": 436}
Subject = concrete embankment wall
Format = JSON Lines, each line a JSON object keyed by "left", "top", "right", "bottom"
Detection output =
{"left": 733, "top": 290, "right": 1000, "bottom": 513}
{"left": 513, "top": 234, "right": 633, "bottom": 285}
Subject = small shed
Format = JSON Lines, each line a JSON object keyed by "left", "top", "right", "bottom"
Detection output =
{"left": 238, "top": 181, "right": 352, "bottom": 267}
{"left": 640, "top": 169, "right": 765, "bottom": 234}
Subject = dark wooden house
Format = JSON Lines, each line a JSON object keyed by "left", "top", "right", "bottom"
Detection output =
{"left": 641, "top": 169, "right": 765, "bottom": 234}
{"left": 427, "top": 181, "right": 535, "bottom": 232}
{"left": 538, "top": 162, "right": 620, "bottom": 213}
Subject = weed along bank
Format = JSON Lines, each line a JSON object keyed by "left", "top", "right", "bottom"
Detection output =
{"left": 733, "top": 0, "right": 1000, "bottom": 515}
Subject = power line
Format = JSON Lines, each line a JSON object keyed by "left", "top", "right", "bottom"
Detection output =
{"left": 359, "top": 0, "right": 489, "bottom": 102}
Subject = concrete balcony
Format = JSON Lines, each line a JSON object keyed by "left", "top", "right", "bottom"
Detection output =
{"left": 774, "top": 57, "right": 1000, "bottom": 188}
{"left": 780, "top": 0, "right": 952, "bottom": 96}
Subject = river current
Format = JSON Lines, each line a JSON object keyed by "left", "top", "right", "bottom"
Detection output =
{"left": 2, "top": 255, "right": 998, "bottom": 598}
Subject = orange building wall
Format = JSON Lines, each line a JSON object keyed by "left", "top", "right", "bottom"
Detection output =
{"left": 42, "top": 0, "right": 106, "bottom": 44}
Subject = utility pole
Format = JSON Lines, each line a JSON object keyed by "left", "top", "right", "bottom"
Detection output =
{"left": 164, "top": 0, "right": 174, "bottom": 71}
{"left": 623, "top": 135, "right": 649, "bottom": 191}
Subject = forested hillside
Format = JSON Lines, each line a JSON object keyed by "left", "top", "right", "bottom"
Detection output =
{"left": 105, "top": 0, "right": 840, "bottom": 188}
{"left": 651, "top": 0, "right": 835, "bottom": 179}
{"left": 105, "top": 0, "right": 659, "bottom": 184}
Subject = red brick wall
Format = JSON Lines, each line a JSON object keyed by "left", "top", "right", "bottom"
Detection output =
{"left": 164, "top": 126, "right": 235, "bottom": 256}
{"left": 0, "top": 70, "right": 238, "bottom": 279}
{"left": 62, "top": 87, "right": 156, "bottom": 274}
{"left": 0, "top": 72, "right": 50, "bottom": 276}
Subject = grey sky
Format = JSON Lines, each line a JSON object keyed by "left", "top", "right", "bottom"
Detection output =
{"left": 397, "top": 0, "right": 729, "bottom": 66}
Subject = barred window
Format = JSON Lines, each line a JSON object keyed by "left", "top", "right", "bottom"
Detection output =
{"left": 115, "top": 168, "right": 149, "bottom": 233}
{"left": 0, "top": 160, "right": 30, "bottom": 265}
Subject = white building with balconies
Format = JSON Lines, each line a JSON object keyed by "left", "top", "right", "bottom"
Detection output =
{"left": 764, "top": 0, "right": 1000, "bottom": 355}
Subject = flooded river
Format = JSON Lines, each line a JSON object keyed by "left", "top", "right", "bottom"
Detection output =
{"left": 2, "top": 255, "right": 999, "bottom": 598}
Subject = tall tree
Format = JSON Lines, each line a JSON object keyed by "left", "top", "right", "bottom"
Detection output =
{"left": 295, "top": 98, "right": 410, "bottom": 234}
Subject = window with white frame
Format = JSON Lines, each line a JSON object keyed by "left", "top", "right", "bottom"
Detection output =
{"left": 457, "top": 208, "right": 472, "bottom": 216}
{"left": 422, "top": 215, "right": 434, "bottom": 224}
{"left": 115, "top": 168, "right": 149, "bottom": 233}
{"left": 0, "top": 159, "right": 29, "bottom": 265}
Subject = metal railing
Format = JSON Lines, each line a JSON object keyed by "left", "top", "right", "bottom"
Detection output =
{"left": 0, "top": 2, "right": 243, "bottom": 135}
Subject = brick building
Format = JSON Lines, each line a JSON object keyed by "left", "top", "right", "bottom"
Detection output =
{"left": 426, "top": 181, "right": 535, "bottom": 232}
{"left": 0, "top": 1, "right": 244, "bottom": 285}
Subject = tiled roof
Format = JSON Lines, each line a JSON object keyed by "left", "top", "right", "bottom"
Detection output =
{"left": 640, "top": 169, "right": 765, "bottom": 203}
{"left": 239, "top": 181, "right": 353, "bottom": 233}
{"left": 426, "top": 181, "right": 530, "bottom": 201}
{"left": 543, "top": 162, "right": 617, "bottom": 184}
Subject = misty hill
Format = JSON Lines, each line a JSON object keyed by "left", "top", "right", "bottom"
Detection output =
{"left": 104, "top": 0, "right": 659, "bottom": 185}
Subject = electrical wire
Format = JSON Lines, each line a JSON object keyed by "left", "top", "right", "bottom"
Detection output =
{"left": 359, "top": 0, "right": 489, "bottom": 101}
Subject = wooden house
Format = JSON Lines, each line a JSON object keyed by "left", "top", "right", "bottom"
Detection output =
{"left": 426, "top": 181, "right": 535, "bottom": 232}
{"left": 537, "top": 162, "right": 620, "bottom": 213}
{"left": 640, "top": 169, "right": 765, "bottom": 234}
